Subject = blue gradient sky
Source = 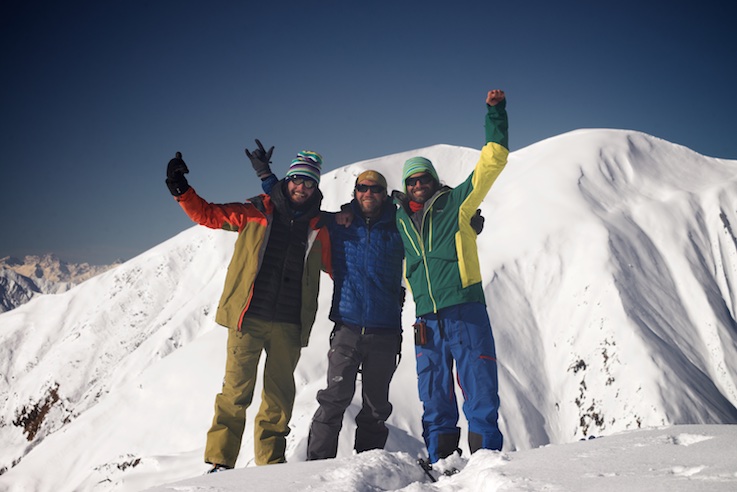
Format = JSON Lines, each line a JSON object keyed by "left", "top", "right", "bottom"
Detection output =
{"left": 2, "top": 1, "right": 735, "bottom": 265}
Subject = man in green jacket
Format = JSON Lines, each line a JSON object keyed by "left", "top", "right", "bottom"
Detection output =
{"left": 393, "top": 89, "right": 509, "bottom": 463}
{"left": 165, "top": 149, "right": 331, "bottom": 471}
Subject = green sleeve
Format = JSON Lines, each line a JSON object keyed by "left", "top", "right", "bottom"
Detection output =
{"left": 485, "top": 99, "right": 509, "bottom": 150}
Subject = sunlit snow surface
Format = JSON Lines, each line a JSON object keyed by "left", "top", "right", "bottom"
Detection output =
{"left": 1, "top": 129, "right": 737, "bottom": 491}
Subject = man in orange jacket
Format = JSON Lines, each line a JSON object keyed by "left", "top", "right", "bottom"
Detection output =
{"left": 165, "top": 148, "right": 331, "bottom": 471}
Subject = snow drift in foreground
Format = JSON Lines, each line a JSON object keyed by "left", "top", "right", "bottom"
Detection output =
{"left": 144, "top": 425, "right": 737, "bottom": 492}
{"left": 1, "top": 129, "right": 737, "bottom": 491}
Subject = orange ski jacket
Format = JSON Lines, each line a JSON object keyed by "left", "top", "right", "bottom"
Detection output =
{"left": 175, "top": 187, "right": 332, "bottom": 346}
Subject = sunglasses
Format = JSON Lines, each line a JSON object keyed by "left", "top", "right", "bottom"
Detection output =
{"left": 288, "top": 176, "right": 317, "bottom": 189}
{"left": 405, "top": 174, "right": 435, "bottom": 187}
{"left": 355, "top": 183, "right": 386, "bottom": 193}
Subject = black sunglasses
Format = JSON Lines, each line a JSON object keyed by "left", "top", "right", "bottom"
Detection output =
{"left": 355, "top": 183, "right": 386, "bottom": 193}
{"left": 405, "top": 174, "right": 435, "bottom": 187}
{"left": 288, "top": 176, "right": 317, "bottom": 189}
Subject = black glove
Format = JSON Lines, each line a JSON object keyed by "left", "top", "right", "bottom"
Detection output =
{"left": 165, "top": 151, "right": 190, "bottom": 196}
{"left": 245, "top": 139, "right": 274, "bottom": 180}
{"left": 470, "top": 209, "right": 485, "bottom": 235}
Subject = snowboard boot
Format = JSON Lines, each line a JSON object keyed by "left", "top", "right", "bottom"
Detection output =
{"left": 436, "top": 430, "right": 461, "bottom": 460}
{"left": 469, "top": 431, "right": 482, "bottom": 454}
{"left": 206, "top": 463, "right": 232, "bottom": 474}
{"left": 469, "top": 430, "right": 503, "bottom": 453}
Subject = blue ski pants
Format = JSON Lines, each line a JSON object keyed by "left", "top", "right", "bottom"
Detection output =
{"left": 415, "top": 302, "right": 503, "bottom": 462}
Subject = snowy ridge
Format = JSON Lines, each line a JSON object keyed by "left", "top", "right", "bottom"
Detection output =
{"left": 0, "top": 254, "right": 120, "bottom": 290}
{"left": 1, "top": 129, "right": 736, "bottom": 491}
{"left": 0, "top": 255, "right": 121, "bottom": 313}
{"left": 0, "top": 229, "right": 236, "bottom": 474}
{"left": 480, "top": 130, "right": 737, "bottom": 449}
{"left": 0, "top": 269, "right": 41, "bottom": 313}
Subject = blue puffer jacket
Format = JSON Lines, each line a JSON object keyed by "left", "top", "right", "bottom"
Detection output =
{"left": 327, "top": 199, "right": 404, "bottom": 331}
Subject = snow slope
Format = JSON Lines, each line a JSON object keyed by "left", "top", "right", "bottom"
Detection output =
{"left": 145, "top": 425, "right": 737, "bottom": 492}
{"left": 1, "top": 129, "right": 736, "bottom": 491}
{"left": 0, "top": 269, "right": 41, "bottom": 313}
{"left": 0, "top": 255, "right": 120, "bottom": 313}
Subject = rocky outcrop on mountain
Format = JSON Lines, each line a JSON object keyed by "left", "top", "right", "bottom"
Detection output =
{"left": 0, "top": 254, "right": 119, "bottom": 285}
{"left": 0, "top": 269, "right": 41, "bottom": 313}
{"left": 0, "top": 254, "right": 121, "bottom": 312}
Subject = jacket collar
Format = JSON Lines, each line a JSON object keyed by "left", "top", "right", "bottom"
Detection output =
{"left": 392, "top": 186, "right": 451, "bottom": 216}
{"left": 350, "top": 197, "right": 396, "bottom": 226}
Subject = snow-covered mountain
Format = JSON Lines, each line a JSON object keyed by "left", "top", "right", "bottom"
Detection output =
{"left": 1, "top": 129, "right": 736, "bottom": 491}
{"left": 0, "top": 255, "right": 121, "bottom": 313}
{"left": 0, "top": 269, "right": 42, "bottom": 313}
{"left": 0, "top": 254, "right": 120, "bottom": 285}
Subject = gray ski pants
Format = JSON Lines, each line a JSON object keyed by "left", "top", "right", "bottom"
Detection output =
{"left": 307, "top": 324, "right": 401, "bottom": 460}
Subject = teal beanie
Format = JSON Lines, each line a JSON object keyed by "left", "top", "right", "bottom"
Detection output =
{"left": 402, "top": 156, "right": 439, "bottom": 191}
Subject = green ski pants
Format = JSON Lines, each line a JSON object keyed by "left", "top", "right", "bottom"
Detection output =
{"left": 204, "top": 318, "right": 302, "bottom": 467}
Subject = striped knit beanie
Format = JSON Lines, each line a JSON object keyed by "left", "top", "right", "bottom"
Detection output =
{"left": 402, "top": 156, "right": 439, "bottom": 192}
{"left": 286, "top": 150, "right": 323, "bottom": 184}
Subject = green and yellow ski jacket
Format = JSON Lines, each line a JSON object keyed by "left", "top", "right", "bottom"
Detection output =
{"left": 394, "top": 102, "right": 509, "bottom": 317}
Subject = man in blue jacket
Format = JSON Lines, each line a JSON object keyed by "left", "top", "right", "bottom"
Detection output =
{"left": 307, "top": 170, "right": 405, "bottom": 460}
{"left": 247, "top": 143, "right": 405, "bottom": 460}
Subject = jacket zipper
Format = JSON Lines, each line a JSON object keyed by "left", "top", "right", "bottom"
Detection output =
{"left": 404, "top": 191, "right": 448, "bottom": 314}
{"left": 363, "top": 216, "right": 372, "bottom": 326}
{"left": 275, "top": 218, "right": 294, "bottom": 303}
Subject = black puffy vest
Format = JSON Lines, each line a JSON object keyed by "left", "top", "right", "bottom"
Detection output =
{"left": 244, "top": 181, "right": 321, "bottom": 324}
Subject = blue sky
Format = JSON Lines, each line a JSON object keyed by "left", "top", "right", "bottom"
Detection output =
{"left": 2, "top": 0, "right": 735, "bottom": 265}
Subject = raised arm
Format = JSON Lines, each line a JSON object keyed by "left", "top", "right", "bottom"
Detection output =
{"left": 485, "top": 89, "right": 508, "bottom": 149}
{"left": 246, "top": 139, "right": 279, "bottom": 193}
{"left": 165, "top": 152, "right": 260, "bottom": 231}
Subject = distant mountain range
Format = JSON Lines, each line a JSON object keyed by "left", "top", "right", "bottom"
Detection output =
{"left": 0, "top": 255, "right": 120, "bottom": 312}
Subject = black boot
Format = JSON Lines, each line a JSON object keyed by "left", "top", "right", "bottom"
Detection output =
{"left": 437, "top": 430, "right": 461, "bottom": 460}
{"left": 469, "top": 431, "right": 483, "bottom": 454}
